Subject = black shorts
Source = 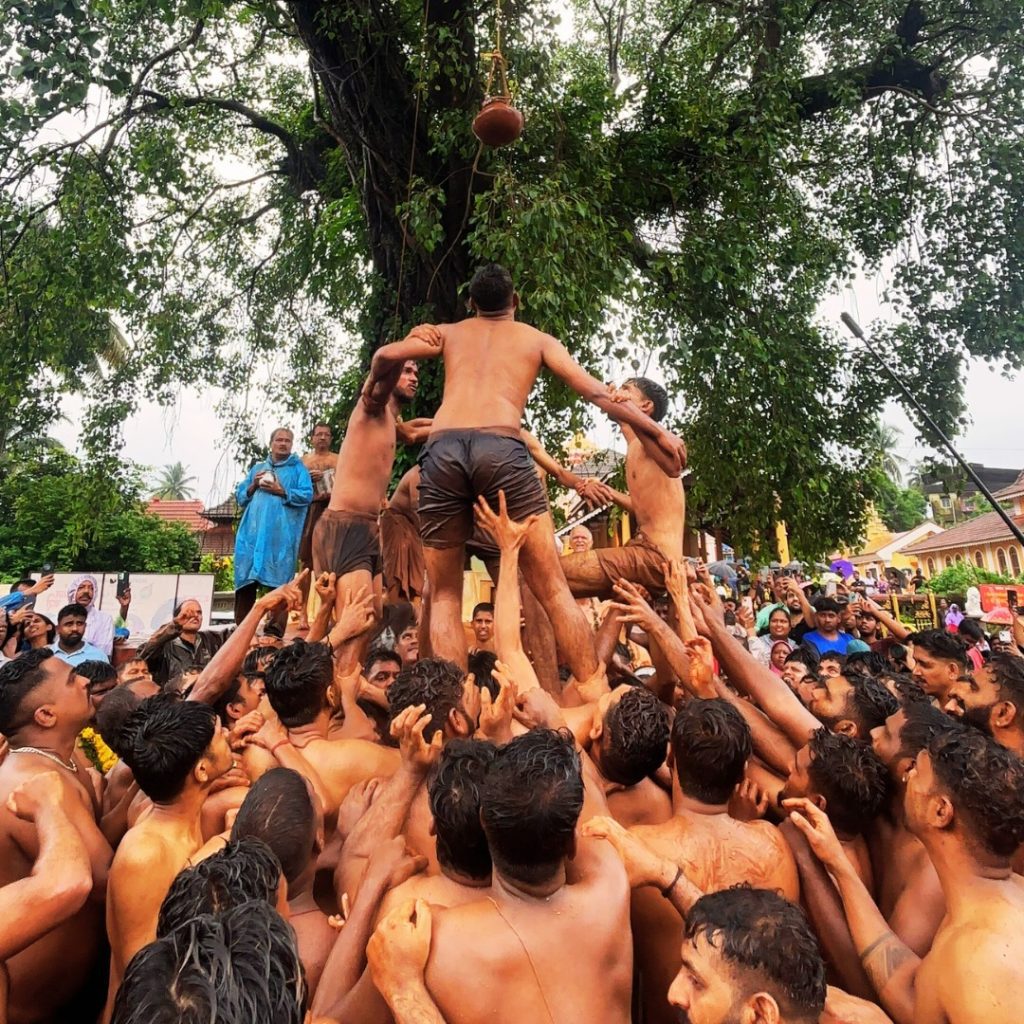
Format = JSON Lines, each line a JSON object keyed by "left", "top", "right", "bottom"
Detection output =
{"left": 312, "top": 509, "right": 382, "bottom": 577}
{"left": 418, "top": 428, "right": 548, "bottom": 548}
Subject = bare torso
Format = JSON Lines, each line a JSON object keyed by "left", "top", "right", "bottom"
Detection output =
{"left": 289, "top": 892, "right": 335, "bottom": 996}
{"left": 425, "top": 869, "right": 632, "bottom": 1024}
{"left": 630, "top": 812, "right": 799, "bottom": 1024}
{"left": 0, "top": 756, "right": 103, "bottom": 1024}
{"left": 303, "top": 450, "right": 339, "bottom": 502}
{"left": 623, "top": 433, "right": 685, "bottom": 558}
{"left": 327, "top": 402, "right": 400, "bottom": 517}
{"left": 289, "top": 733, "right": 400, "bottom": 818}
{"left": 430, "top": 319, "right": 549, "bottom": 432}
{"left": 605, "top": 778, "right": 673, "bottom": 830}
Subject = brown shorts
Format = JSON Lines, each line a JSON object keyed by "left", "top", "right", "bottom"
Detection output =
{"left": 562, "top": 532, "right": 669, "bottom": 598}
{"left": 418, "top": 428, "right": 548, "bottom": 549}
{"left": 298, "top": 499, "right": 328, "bottom": 566}
{"left": 312, "top": 509, "right": 382, "bottom": 578}
{"left": 380, "top": 507, "right": 425, "bottom": 600}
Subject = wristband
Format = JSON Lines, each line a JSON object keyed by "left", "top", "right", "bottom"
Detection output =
{"left": 269, "top": 738, "right": 289, "bottom": 756}
{"left": 660, "top": 865, "right": 683, "bottom": 899}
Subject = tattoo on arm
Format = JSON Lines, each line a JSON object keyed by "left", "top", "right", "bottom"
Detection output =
{"left": 859, "top": 930, "right": 916, "bottom": 991}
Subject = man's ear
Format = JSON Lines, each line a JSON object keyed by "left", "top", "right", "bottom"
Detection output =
{"left": 33, "top": 703, "right": 57, "bottom": 730}
{"left": 226, "top": 701, "right": 245, "bottom": 723}
{"left": 833, "top": 718, "right": 859, "bottom": 738}
{"left": 811, "top": 792, "right": 828, "bottom": 814}
{"left": 932, "top": 793, "right": 955, "bottom": 830}
{"left": 511, "top": 291, "right": 520, "bottom": 310}
{"left": 194, "top": 756, "right": 210, "bottom": 785}
{"left": 992, "top": 700, "right": 1018, "bottom": 731}
{"left": 743, "top": 992, "right": 782, "bottom": 1024}
{"left": 448, "top": 707, "right": 470, "bottom": 738}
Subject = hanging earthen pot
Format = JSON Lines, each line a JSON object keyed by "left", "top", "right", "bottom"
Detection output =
{"left": 472, "top": 95, "right": 524, "bottom": 147}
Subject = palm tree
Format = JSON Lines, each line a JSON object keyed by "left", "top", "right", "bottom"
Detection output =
{"left": 869, "top": 421, "right": 907, "bottom": 485}
{"left": 151, "top": 462, "right": 198, "bottom": 500}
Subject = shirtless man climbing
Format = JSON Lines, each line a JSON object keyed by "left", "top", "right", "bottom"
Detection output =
{"left": 313, "top": 357, "right": 429, "bottom": 628}
{"left": 367, "top": 262, "right": 686, "bottom": 680}
{"left": 564, "top": 376, "right": 686, "bottom": 597}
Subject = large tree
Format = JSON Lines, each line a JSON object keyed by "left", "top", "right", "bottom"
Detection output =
{"left": 3, "top": 0, "right": 1024, "bottom": 554}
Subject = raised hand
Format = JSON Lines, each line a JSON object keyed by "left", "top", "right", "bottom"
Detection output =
{"left": 406, "top": 324, "right": 443, "bottom": 347}
{"left": 314, "top": 571, "right": 337, "bottom": 607}
{"left": 655, "top": 428, "right": 688, "bottom": 473}
{"left": 336, "top": 777, "right": 383, "bottom": 840}
{"left": 365, "top": 834, "right": 429, "bottom": 891}
{"left": 684, "top": 636, "right": 717, "bottom": 698}
{"left": 29, "top": 574, "right": 54, "bottom": 596}
{"left": 729, "top": 778, "right": 769, "bottom": 822}
{"left": 782, "top": 797, "right": 846, "bottom": 872}
{"left": 609, "top": 578, "right": 660, "bottom": 630}
{"left": 477, "top": 674, "right": 515, "bottom": 744}
{"left": 228, "top": 709, "right": 265, "bottom": 751}
{"left": 513, "top": 685, "right": 565, "bottom": 730}
{"left": 389, "top": 704, "right": 443, "bottom": 773}
{"left": 6, "top": 771, "right": 65, "bottom": 821}
{"left": 260, "top": 569, "right": 308, "bottom": 613}
{"left": 328, "top": 584, "right": 376, "bottom": 646}
{"left": 473, "top": 490, "right": 539, "bottom": 552}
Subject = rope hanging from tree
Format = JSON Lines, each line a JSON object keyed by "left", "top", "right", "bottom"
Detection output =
{"left": 472, "top": 0, "right": 523, "bottom": 147}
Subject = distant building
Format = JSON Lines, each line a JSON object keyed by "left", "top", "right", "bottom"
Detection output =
{"left": 839, "top": 508, "right": 944, "bottom": 580}
{"left": 145, "top": 498, "right": 236, "bottom": 557}
{"left": 198, "top": 497, "right": 240, "bottom": 556}
{"left": 919, "top": 463, "right": 1020, "bottom": 526}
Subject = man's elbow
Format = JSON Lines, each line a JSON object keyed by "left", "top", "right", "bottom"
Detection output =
{"left": 57, "top": 869, "right": 94, "bottom": 914}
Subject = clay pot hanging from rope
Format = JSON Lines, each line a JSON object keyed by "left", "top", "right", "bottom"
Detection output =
{"left": 472, "top": 50, "right": 523, "bottom": 147}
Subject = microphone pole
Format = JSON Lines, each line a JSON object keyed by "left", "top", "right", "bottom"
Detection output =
{"left": 840, "top": 313, "right": 1024, "bottom": 549}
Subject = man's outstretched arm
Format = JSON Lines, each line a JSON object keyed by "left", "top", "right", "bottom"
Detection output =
{"left": 365, "top": 325, "right": 443, "bottom": 413}
{"left": 539, "top": 336, "right": 687, "bottom": 476}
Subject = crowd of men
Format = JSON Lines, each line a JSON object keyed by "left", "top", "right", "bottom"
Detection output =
{"left": 1, "top": 263, "right": 1023, "bottom": 1024}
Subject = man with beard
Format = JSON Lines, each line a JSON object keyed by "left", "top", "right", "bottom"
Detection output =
{"left": 788, "top": 727, "right": 1024, "bottom": 1024}
{"left": 314, "top": 357, "right": 427, "bottom": 634}
{"left": 906, "top": 629, "right": 968, "bottom": 704}
{"left": 64, "top": 574, "right": 115, "bottom": 658}
{"left": 943, "top": 652, "right": 1024, "bottom": 757}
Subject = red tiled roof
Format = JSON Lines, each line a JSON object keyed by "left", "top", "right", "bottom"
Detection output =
{"left": 147, "top": 499, "right": 210, "bottom": 532}
{"left": 902, "top": 510, "right": 1024, "bottom": 554}
{"left": 993, "top": 470, "right": 1024, "bottom": 502}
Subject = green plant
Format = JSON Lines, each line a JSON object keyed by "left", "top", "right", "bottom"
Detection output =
{"left": 924, "top": 564, "right": 1021, "bottom": 594}
{"left": 199, "top": 554, "right": 234, "bottom": 592}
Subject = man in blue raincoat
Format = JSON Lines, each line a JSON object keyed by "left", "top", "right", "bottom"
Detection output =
{"left": 233, "top": 427, "right": 313, "bottom": 624}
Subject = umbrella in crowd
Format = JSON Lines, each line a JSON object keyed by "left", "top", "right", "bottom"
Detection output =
{"left": 707, "top": 560, "right": 738, "bottom": 581}
{"left": 830, "top": 558, "right": 855, "bottom": 579}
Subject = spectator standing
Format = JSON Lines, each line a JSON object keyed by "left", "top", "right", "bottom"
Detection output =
{"left": 297, "top": 423, "right": 338, "bottom": 629}
{"left": 65, "top": 575, "right": 115, "bottom": 657}
{"left": 49, "top": 603, "right": 110, "bottom": 666}
{"left": 233, "top": 428, "right": 313, "bottom": 625}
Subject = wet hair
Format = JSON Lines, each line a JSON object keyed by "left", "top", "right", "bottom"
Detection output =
{"left": 57, "top": 602, "right": 88, "bottom": 623}
{"left": 819, "top": 653, "right": 846, "bottom": 671}
{"left": 908, "top": 629, "right": 968, "bottom": 670}
{"left": 363, "top": 646, "right": 402, "bottom": 676}
{"left": 0, "top": 648, "right": 56, "bottom": 734}
{"left": 467, "top": 649, "right": 499, "bottom": 700}
{"left": 812, "top": 597, "right": 843, "bottom": 615}
{"left": 95, "top": 687, "right": 144, "bottom": 758}
{"left": 807, "top": 728, "right": 889, "bottom": 836}
{"left": 117, "top": 657, "right": 150, "bottom": 681}
{"left": 957, "top": 618, "right": 985, "bottom": 643}
{"left": 241, "top": 648, "right": 264, "bottom": 677}
{"left": 600, "top": 687, "right": 670, "bottom": 787}
{"left": 480, "top": 729, "right": 583, "bottom": 885}
{"left": 684, "top": 887, "right": 826, "bottom": 1022}
{"left": 847, "top": 675, "right": 899, "bottom": 734}
{"left": 78, "top": 660, "right": 118, "bottom": 698}
{"left": 928, "top": 727, "right": 1024, "bottom": 858}
{"left": 988, "top": 653, "right": 1024, "bottom": 713}
{"left": 429, "top": 739, "right": 497, "bottom": 880}
{"left": 671, "top": 699, "right": 751, "bottom": 805}
{"left": 471, "top": 602, "right": 494, "bottom": 620}
{"left": 786, "top": 646, "right": 819, "bottom": 669}
{"left": 263, "top": 639, "right": 332, "bottom": 728}
{"left": 113, "top": 901, "right": 306, "bottom": 1024}
{"left": 157, "top": 838, "right": 283, "bottom": 937}
{"left": 845, "top": 651, "right": 887, "bottom": 678}
{"left": 883, "top": 672, "right": 928, "bottom": 706}
{"left": 387, "top": 658, "right": 465, "bottom": 742}
{"left": 230, "top": 770, "right": 317, "bottom": 888}
{"left": 369, "top": 601, "right": 417, "bottom": 650}
{"left": 623, "top": 377, "right": 669, "bottom": 422}
{"left": 120, "top": 694, "right": 218, "bottom": 803}
{"left": 896, "top": 701, "right": 961, "bottom": 762}
{"left": 468, "top": 263, "right": 514, "bottom": 312}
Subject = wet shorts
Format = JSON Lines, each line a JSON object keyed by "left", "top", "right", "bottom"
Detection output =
{"left": 562, "top": 532, "right": 671, "bottom": 598}
{"left": 418, "top": 428, "right": 548, "bottom": 549}
{"left": 312, "top": 509, "right": 382, "bottom": 578}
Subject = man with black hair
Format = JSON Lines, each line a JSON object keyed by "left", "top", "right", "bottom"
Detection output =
{"left": 211, "top": 664, "right": 264, "bottom": 737}
{"left": 808, "top": 673, "right": 899, "bottom": 740}
{"left": 78, "top": 658, "right": 119, "bottom": 709}
{"left": 669, "top": 887, "right": 828, "bottom": 1024}
{"left": 421, "top": 727, "right": 633, "bottom": 1024}
{"left": 628, "top": 699, "right": 798, "bottom": 1024}
{"left": 230, "top": 769, "right": 334, "bottom": 993}
{"left": 802, "top": 597, "right": 861, "bottom": 657}
{"left": 50, "top": 602, "right": 109, "bottom": 666}
{"left": 0, "top": 649, "right": 114, "bottom": 1024}
{"left": 366, "top": 262, "right": 686, "bottom": 682}
{"left": 467, "top": 602, "right": 494, "bottom": 654}
{"left": 790, "top": 727, "right": 1024, "bottom": 1024}
{"left": 111, "top": 901, "right": 308, "bottom": 1024}
{"left": 103, "top": 694, "right": 235, "bottom": 1016}
{"left": 260, "top": 638, "right": 398, "bottom": 814}
{"left": 908, "top": 628, "right": 968, "bottom": 703}
{"left": 584, "top": 683, "right": 672, "bottom": 828}
{"left": 313, "top": 352, "right": 427, "bottom": 637}
{"left": 562, "top": 376, "right": 687, "bottom": 598}
{"left": 944, "top": 652, "right": 1024, "bottom": 756}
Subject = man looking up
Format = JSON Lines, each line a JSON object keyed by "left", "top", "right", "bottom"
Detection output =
{"left": 50, "top": 603, "right": 109, "bottom": 667}
{"left": 65, "top": 575, "right": 115, "bottom": 657}
{"left": 468, "top": 602, "right": 494, "bottom": 654}
{"left": 103, "top": 694, "right": 235, "bottom": 1018}
{"left": 789, "top": 726, "right": 1024, "bottom": 1024}
{"left": 313, "top": 359, "right": 426, "bottom": 639}
{"left": 944, "top": 652, "right": 1024, "bottom": 756}
{"left": 367, "top": 262, "right": 686, "bottom": 679}
{"left": 298, "top": 423, "right": 339, "bottom": 627}
{"left": 562, "top": 377, "right": 686, "bottom": 598}
{"left": 0, "top": 650, "right": 114, "bottom": 1024}
{"left": 233, "top": 427, "right": 313, "bottom": 625}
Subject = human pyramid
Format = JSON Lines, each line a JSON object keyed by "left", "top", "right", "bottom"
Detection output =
{"left": 1, "top": 263, "right": 1024, "bottom": 1024}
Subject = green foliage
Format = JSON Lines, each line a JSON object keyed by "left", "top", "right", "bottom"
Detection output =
{"left": 924, "top": 563, "right": 1021, "bottom": 594}
{"left": 198, "top": 553, "right": 234, "bottom": 591}
{"left": 869, "top": 472, "right": 927, "bottom": 533}
{"left": 151, "top": 462, "right": 197, "bottom": 500}
{"left": 0, "top": 449, "right": 199, "bottom": 574}
{"left": 4, "top": 0, "right": 1024, "bottom": 554}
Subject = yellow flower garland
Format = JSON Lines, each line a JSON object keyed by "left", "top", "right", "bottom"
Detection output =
{"left": 79, "top": 727, "right": 118, "bottom": 775}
